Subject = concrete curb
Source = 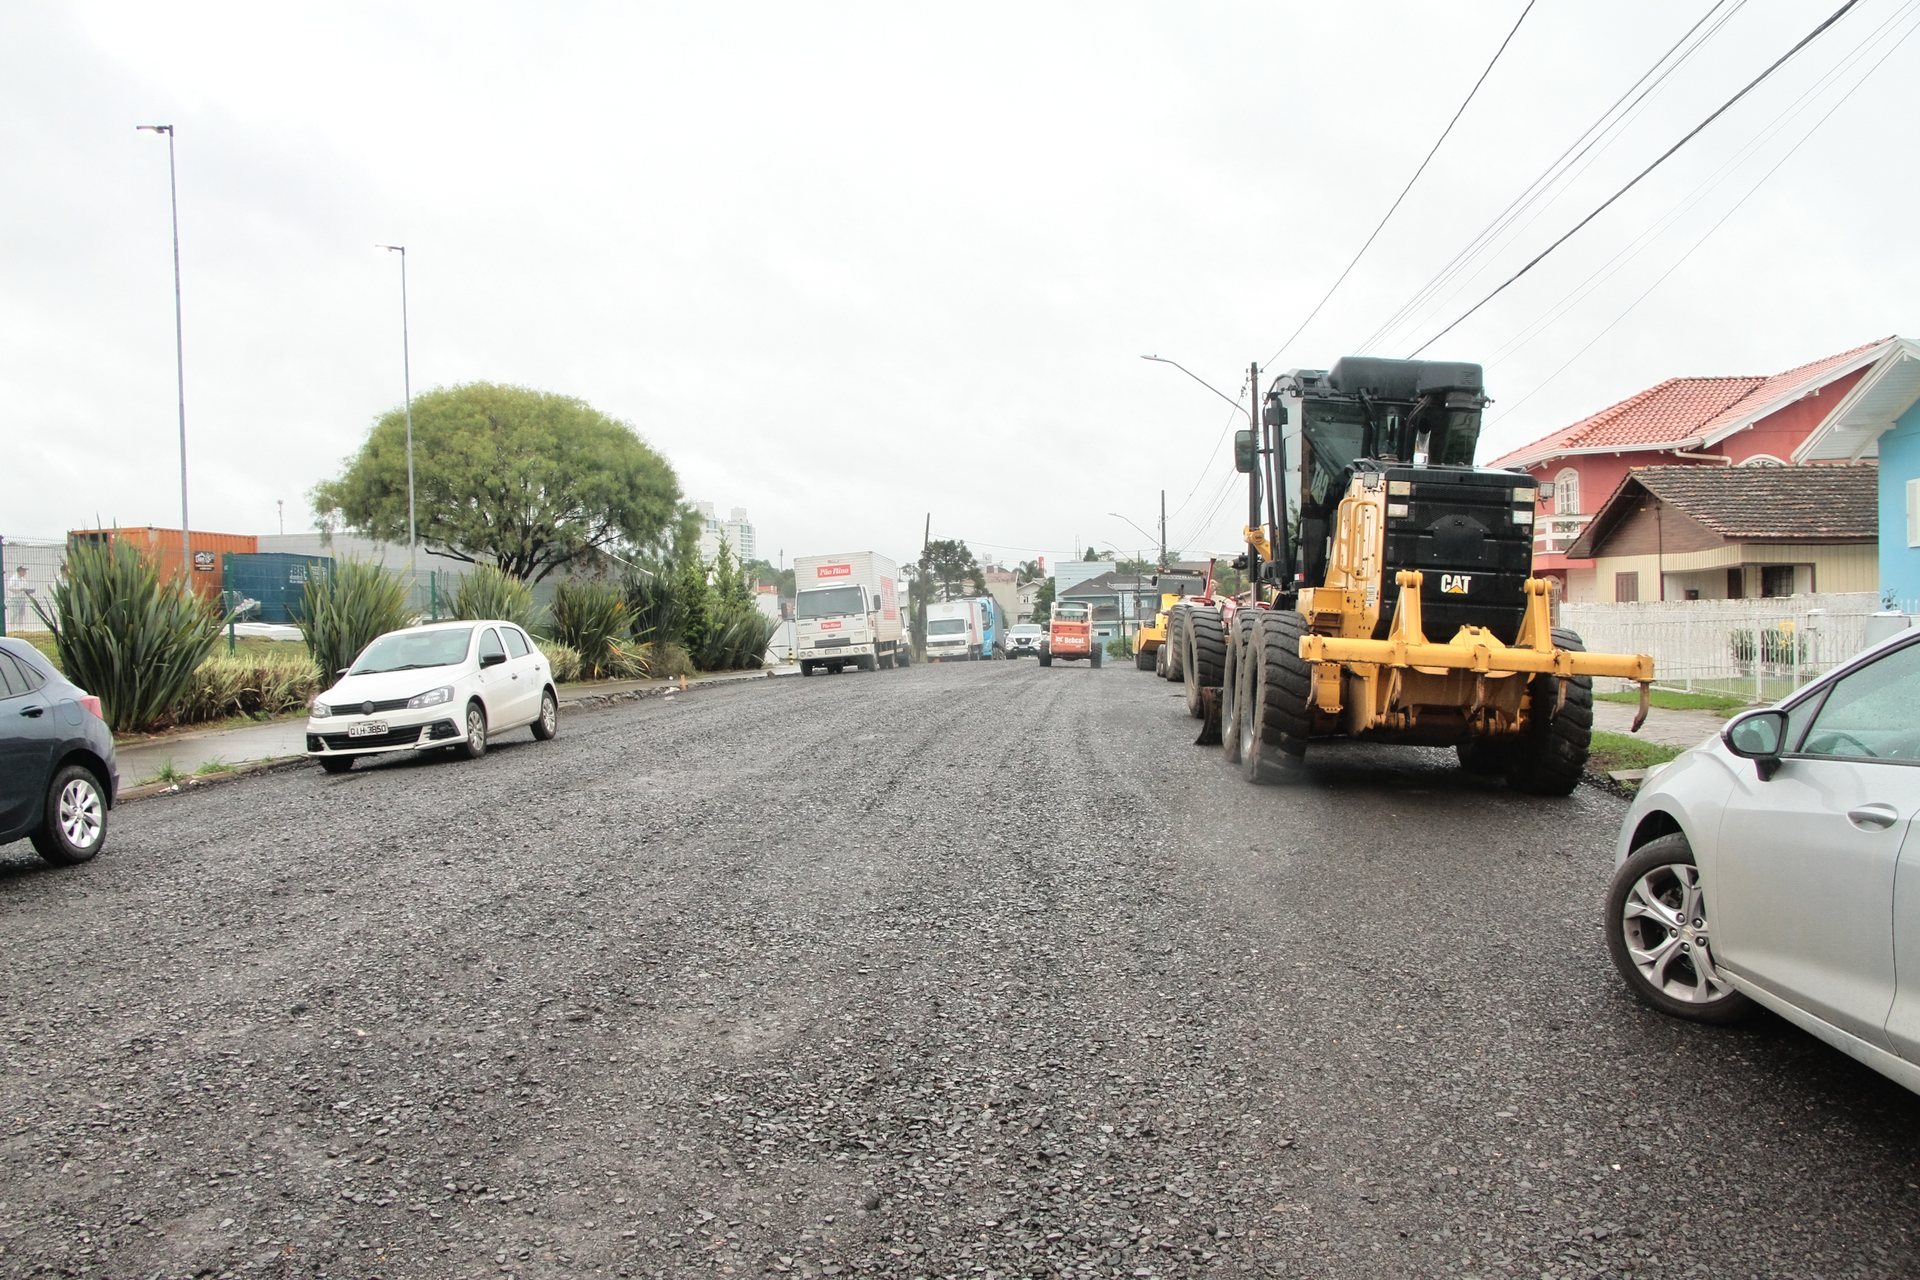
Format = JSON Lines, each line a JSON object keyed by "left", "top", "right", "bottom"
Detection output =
{"left": 117, "top": 670, "right": 773, "bottom": 805}
{"left": 120, "top": 755, "right": 310, "bottom": 803}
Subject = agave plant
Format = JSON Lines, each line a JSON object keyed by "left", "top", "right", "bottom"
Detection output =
{"left": 37, "top": 538, "right": 225, "bottom": 732}
{"left": 450, "top": 564, "right": 540, "bottom": 631}
{"left": 549, "top": 580, "right": 633, "bottom": 679}
{"left": 295, "top": 560, "right": 411, "bottom": 679}
{"left": 623, "top": 556, "right": 683, "bottom": 647}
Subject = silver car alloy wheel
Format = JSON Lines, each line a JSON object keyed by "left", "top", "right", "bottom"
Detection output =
{"left": 1619, "top": 862, "right": 1733, "bottom": 1006}
{"left": 58, "top": 776, "right": 103, "bottom": 850}
{"left": 541, "top": 696, "right": 557, "bottom": 734}
{"left": 467, "top": 706, "right": 486, "bottom": 752}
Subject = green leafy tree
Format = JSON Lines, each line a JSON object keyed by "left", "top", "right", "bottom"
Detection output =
{"left": 919, "top": 538, "right": 988, "bottom": 601}
{"left": 1030, "top": 578, "right": 1056, "bottom": 625}
{"left": 744, "top": 558, "right": 795, "bottom": 599}
{"left": 711, "top": 538, "right": 754, "bottom": 610}
{"left": 673, "top": 553, "right": 713, "bottom": 658}
{"left": 314, "top": 382, "right": 680, "bottom": 583}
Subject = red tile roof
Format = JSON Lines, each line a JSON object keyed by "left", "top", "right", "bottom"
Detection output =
{"left": 1488, "top": 338, "right": 1890, "bottom": 469}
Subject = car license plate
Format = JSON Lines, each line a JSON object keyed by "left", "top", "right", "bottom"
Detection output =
{"left": 348, "top": 720, "right": 388, "bottom": 738}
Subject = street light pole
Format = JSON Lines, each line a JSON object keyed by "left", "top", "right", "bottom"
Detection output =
{"left": 137, "top": 124, "right": 190, "bottom": 578}
{"left": 377, "top": 244, "right": 417, "bottom": 574}
{"left": 1107, "top": 511, "right": 1164, "bottom": 569}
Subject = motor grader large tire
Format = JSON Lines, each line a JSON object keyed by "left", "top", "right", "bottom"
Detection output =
{"left": 1505, "top": 627, "right": 1594, "bottom": 797}
{"left": 1164, "top": 606, "right": 1189, "bottom": 682}
{"left": 1241, "top": 610, "right": 1312, "bottom": 784}
{"left": 1182, "top": 605, "right": 1226, "bottom": 720}
{"left": 1220, "top": 611, "right": 1259, "bottom": 765}
{"left": 1135, "top": 646, "right": 1153, "bottom": 671}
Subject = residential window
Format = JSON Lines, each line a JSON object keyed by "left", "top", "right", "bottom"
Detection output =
{"left": 1614, "top": 572, "right": 1638, "bottom": 603}
{"left": 1908, "top": 478, "right": 1920, "bottom": 548}
{"left": 1554, "top": 467, "right": 1581, "bottom": 515}
{"left": 1760, "top": 565, "right": 1796, "bottom": 598}
{"left": 1727, "top": 568, "right": 1744, "bottom": 599}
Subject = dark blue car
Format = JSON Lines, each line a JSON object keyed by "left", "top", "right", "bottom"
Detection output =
{"left": 0, "top": 637, "right": 117, "bottom": 865}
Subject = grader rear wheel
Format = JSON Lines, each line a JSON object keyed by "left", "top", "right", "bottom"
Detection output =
{"left": 1241, "top": 611, "right": 1312, "bottom": 784}
{"left": 1220, "top": 611, "right": 1258, "bottom": 765}
{"left": 1182, "top": 606, "right": 1225, "bottom": 720}
{"left": 1165, "top": 606, "right": 1189, "bottom": 682}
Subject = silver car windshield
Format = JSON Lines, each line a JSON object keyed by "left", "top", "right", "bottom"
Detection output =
{"left": 352, "top": 627, "right": 474, "bottom": 674}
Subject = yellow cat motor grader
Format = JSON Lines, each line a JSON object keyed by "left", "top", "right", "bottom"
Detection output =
{"left": 1183, "top": 356, "right": 1652, "bottom": 794}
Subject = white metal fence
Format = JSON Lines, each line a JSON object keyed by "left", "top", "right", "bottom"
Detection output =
{"left": 1561, "top": 593, "right": 1916, "bottom": 702}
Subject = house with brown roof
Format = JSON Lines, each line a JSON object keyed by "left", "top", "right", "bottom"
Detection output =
{"left": 1486, "top": 336, "right": 1909, "bottom": 602}
{"left": 1566, "top": 465, "right": 1879, "bottom": 604}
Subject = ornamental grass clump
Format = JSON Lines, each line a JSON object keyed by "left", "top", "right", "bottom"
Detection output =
{"left": 295, "top": 560, "right": 411, "bottom": 679}
{"left": 172, "top": 650, "right": 324, "bottom": 724}
{"left": 549, "top": 580, "right": 635, "bottom": 679}
{"left": 450, "top": 565, "right": 541, "bottom": 632}
{"left": 38, "top": 538, "right": 226, "bottom": 732}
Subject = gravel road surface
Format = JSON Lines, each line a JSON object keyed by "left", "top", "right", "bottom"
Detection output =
{"left": 3, "top": 660, "right": 1916, "bottom": 1279}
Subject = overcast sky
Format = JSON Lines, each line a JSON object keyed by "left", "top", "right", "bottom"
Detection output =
{"left": 5, "top": 0, "right": 1914, "bottom": 573}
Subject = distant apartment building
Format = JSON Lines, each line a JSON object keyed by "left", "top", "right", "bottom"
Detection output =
{"left": 694, "top": 502, "right": 756, "bottom": 563}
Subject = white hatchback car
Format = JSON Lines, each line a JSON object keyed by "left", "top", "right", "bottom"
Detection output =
{"left": 1605, "top": 626, "right": 1920, "bottom": 1095}
{"left": 305, "top": 620, "right": 557, "bottom": 773}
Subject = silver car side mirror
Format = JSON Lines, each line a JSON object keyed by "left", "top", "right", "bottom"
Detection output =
{"left": 1724, "top": 708, "right": 1787, "bottom": 782}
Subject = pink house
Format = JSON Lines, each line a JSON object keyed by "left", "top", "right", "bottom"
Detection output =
{"left": 1486, "top": 337, "right": 1900, "bottom": 602}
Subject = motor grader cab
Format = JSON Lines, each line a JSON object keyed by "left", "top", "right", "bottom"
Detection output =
{"left": 1187, "top": 355, "right": 1652, "bottom": 794}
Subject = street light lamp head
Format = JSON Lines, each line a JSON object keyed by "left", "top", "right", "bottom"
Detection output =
{"left": 136, "top": 124, "right": 173, "bottom": 135}
{"left": 377, "top": 244, "right": 405, "bottom": 253}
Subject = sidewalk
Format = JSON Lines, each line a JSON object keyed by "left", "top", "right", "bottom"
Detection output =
{"left": 1591, "top": 697, "right": 1729, "bottom": 749}
{"left": 115, "top": 668, "right": 779, "bottom": 791}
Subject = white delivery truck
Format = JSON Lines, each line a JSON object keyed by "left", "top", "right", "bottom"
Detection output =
{"left": 925, "top": 599, "right": 982, "bottom": 661}
{"left": 793, "top": 552, "right": 910, "bottom": 675}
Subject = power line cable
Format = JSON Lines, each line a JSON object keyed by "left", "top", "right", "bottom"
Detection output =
{"left": 1484, "top": 0, "right": 1914, "bottom": 373}
{"left": 1260, "top": 1, "right": 1535, "bottom": 371}
{"left": 1383, "top": 0, "right": 1752, "bottom": 353}
{"left": 1485, "top": 4, "right": 1919, "bottom": 431}
{"left": 1409, "top": 0, "right": 1865, "bottom": 357}
{"left": 1358, "top": 0, "right": 1741, "bottom": 355}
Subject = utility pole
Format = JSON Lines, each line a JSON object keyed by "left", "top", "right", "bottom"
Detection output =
{"left": 1247, "top": 361, "right": 1263, "bottom": 595}
{"left": 1159, "top": 489, "right": 1167, "bottom": 570}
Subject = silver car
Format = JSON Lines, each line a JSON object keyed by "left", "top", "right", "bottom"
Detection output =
{"left": 1605, "top": 626, "right": 1920, "bottom": 1095}
{"left": 1005, "top": 623, "right": 1044, "bottom": 658}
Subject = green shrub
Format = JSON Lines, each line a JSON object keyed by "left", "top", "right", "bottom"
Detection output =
{"left": 1729, "top": 626, "right": 1809, "bottom": 668}
{"left": 643, "top": 640, "right": 695, "bottom": 681}
{"left": 1105, "top": 634, "right": 1133, "bottom": 660}
{"left": 549, "top": 580, "right": 634, "bottom": 679}
{"left": 696, "top": 601, "right": 776, "bottom": 671}
{"left": 450, "top": 564, "right": 540, "bottom": 631}
{"left": 540, "top": 641, "right": 582, "bottom": 684}
{"left": 172, "top": 650, "right": 323, "bottom": 724}
{"left": 38, "top": 538, "right": 224, "bottom": 732}
{"left": 296, "top": 560, "right": 411, "bottom": 678}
